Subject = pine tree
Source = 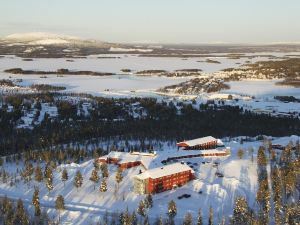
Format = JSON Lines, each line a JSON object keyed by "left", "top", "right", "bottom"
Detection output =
{"left": 34, "top": 164, "right": 43, "bottom": 182}
{"left": 232, "top": 197, "right": 250, "bottom": 225}
{"left": 144, "top": 194, "right": 153, "bottom": 208}
{"left": 115, "top": 167, "right": 123, "bottom": 189}
{"left": 74, "top": 170, "right": 83, "bottom": 190}
{"left": 137, "top": 200, "right": 146, "bottom": 217}
{"left": 14, "top": 199, "right": 29, "bottom": 225}
{"left": 93, "top": 159, "right": 100, "bottom": 171}
{"left": 122, "top": 207, "right": 132, "bottom": 225}
{"left": 257, "top": 146, "right": 267, "bottom": 167}
{"left": 271, "top": 168, "right": 282, "bottom": 225}
{"left": 1, "top": 196, "right": 13, "bottom": 216}
{"left": 143, "top": 215, "right": 150, "bottom": 225}
{"left": 196, "top": 208, "right": 202, "bottom": 225}
{"left": 45, "top": 166, "right": 54, "bottom": 193}
{"left": 40, "top": 209, "right": 50, "bottom": 225}
{"left": 208, "top": 206, "right": 213, "bottom": 225}
{"left": 237, "top": 148, "right": 244, "bottom": 159}
{"left": 32, "top": 187, "right": 41, "bottom": 216}
{"left": 131, "top": 211, "right": 138, "bottom": 225}
{"left": 100, "top": 163, "right": 109, "bottom": 178}
{"left": 61, "top": 168, "right": 68, "bottom": 187}
{"left": 89, "top": 169, "right": 99, "bottom": 190}
{"left": 99, "top": 179, "right": 107, "bottom": 192}
{"left": 154, "top": 216, "right": 164, "bottom": 225}
{"left": 183, "top": 212, "right": 193, "bottom": 225}
{"left": 55, "top": 195, "right": 65, "bottom": 222}
{"left": 168, "top": 200, "right": 177, "bottom": 218}
{"left": 22, "top": 162, "right": 34, "bottom": 183}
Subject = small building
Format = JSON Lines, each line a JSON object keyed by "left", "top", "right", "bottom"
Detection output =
{"left": 177, "top": 136, "right": 218, "bottom": 150}
{"left": 133, "top": 162, "right": 194, "bottom": 194}
{"left": 98, "top": 151, "right": 156, "bottom": 170}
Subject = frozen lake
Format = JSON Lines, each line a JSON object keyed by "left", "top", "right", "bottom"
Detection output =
{"left": 0, "top": 53, "right": 300, "bottom": 97}
{"left": 222, "top": 80, "right": 300, "bottom": 98}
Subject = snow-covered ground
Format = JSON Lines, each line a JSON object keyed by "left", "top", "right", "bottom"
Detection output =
{"left": 0, "top": 135, "right": 298, "bottom": 224}
{"left": 1, "top": 53, "right": 300, "bottom": 115}
{"left": 221, "top": 80, "right": 300, "bottom": 98}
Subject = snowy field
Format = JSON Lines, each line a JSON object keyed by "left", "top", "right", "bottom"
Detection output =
{"left": 1, "top": 53, "right": 300, "bottom": 114}
{"left": 221, "top": 80, "right": 300, "bottom": 98}
{"left": 0, "top": 53, "right": 290, "bottom": 74}
{"left": 0, "top": 135, "right": 299, "bottom": 224}
{"left": 0, "top": 53, "right": 298, "bottom": 97}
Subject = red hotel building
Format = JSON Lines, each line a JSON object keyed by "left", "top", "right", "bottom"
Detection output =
{"left": 133, "top": 163, "right": 194, "bottom": 194}
{"left": 177, "top": 136, "right": 218, "bottom": 150}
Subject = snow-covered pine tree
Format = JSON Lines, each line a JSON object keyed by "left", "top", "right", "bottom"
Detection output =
{"left": 131, "top": 211, "right": 138, "bottom": 225}
{"left": 44, "top": 166, "right": 54, "bottom": 193}
{"left": 208, "top": 206, "right": 213, "bottom": 225}
{"left": 99, "top": 179, "right": 107, "bottom": 192}
{"left": 34, "top": 164, "right": 43, "bottom": 182}
{"left": 61, "top": 168, "right": 68, "bottom": 187}
{"left": 154, "top": 216, "right": 164, "bottom": 225}
{"left": 237, "top": 148, "right": 244, "bottom": 159}
{"left": 183, "top": 212, "right": 193, "bottom": 225}
{"left": 93, "top": 159, "right": 100, "bottom": 171}
{"left": 144, "top": 194, "right": 153, "bottom": 208}
{"left": 271, "top": 168, "right": 283, "bottom": 225}
{"left": 167, "top": 200, "right": 177, "bottom": 218}
{"left": 100, "top": 163, "right": 109, "bottom": 178}
{"left": 55, "top": 195, "right": 65, "bottom": 222}
{"left": 122, "top": 207, "right": 132, "bottom": 225}
{"left": 232, "top": 196, "right": 250, "bottom": 225}
{"left": 14, "top": 199, "right": 29, "bottom": 225}
{"left": 137, "top": 200, "right": 146, "bottom": 217}
{"left": 32, "top": 187, "right": 41, "bottom": 216}
{"left": 143, "top": 215, "right": 150, "bottom": 225}
{"left": 74, "top": 170, "right": 83, "bottom": 191}
{"left": 22, "top": 162, "right": 34, "bottom": 183}
{"left": 115, "top": 167, "right": 123, "bottom": 189}
{"left": 196, "top": 208, "right": 203, "bottom": 225}
{"left": 89, "top": 168, "right": 99, "bottom": 190}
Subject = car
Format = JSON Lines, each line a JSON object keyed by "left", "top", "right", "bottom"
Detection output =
{"left": 183, "top": 194, "right": 191, "bottom": 198}
{"left": 215, "top": 172, "right": 224, "bottom": 178}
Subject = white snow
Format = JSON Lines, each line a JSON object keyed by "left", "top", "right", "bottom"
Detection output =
{"left": 0, "top": 135, "right": 298, "bottom": 224}
{"left": 5, "top": 32, "right": 78, "bottom": 42}
{"left": 135, "top": 162, "right": 194, "bottom": 180}
{"left": 109, "top": 47, "right": 153, "bottom": 52}
{"left": 29, "top": 39, "right": 70, "bottom": 45}
{"left": 177, "top": 136, "right": 217, "bottom": 147}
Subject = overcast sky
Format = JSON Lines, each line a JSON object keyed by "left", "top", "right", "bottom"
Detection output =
{"left": 1, "top": 0, "right": 300, "bottom": 44}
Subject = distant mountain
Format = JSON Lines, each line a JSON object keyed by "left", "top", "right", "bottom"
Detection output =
{"left": 1, "top": 32, "right": 112, "bottom": 48}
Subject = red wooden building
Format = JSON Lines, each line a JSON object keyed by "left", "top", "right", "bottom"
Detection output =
{"left": 177, "top": 136, "right": 218, "bottom": 150}
{"left": 97, "top": 151, "right": 155, "bottom": 170}
{"left": 134, "top": 163, "right": 194, "bottom": 194}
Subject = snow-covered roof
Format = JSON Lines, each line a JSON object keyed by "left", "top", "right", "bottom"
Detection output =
{"left": 177, "top": 136, "right": 217, "bottom": 147}
{"left": 107, "top": 151, "right": 156, "bottom": 169}
{"left": 134, "top": 162, "right": 194, "bottom": 180}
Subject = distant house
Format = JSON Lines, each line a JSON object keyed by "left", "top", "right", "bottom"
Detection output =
{"left": 133, "top": 162, "right": 195, "bottom": 194}
{"left": 98, "top": 151, "right": 156, "bottom": 170}
{"left": 177, "top": 136, "right": 218, "bottom": 150}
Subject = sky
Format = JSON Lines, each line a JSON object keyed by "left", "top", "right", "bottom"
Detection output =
{"left": 1, "top": 0, "right": 300, "bottom": 44}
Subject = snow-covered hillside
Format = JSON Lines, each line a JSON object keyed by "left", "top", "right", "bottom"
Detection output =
{"left": 0, "top": 135, "right": 298, "bottom": 224}
{"left": 4, "top": 32, "right": 79, "bottom": 45}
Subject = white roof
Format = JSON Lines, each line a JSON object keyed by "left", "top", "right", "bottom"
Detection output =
{"left": 107, "top": 151, "right": 156, "bottom": 169}
{"left": 178, "top": 136, "right": 217, "bottom": 147}
{"left": 134, "top": 162, "right": 194, "bottom": 180}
